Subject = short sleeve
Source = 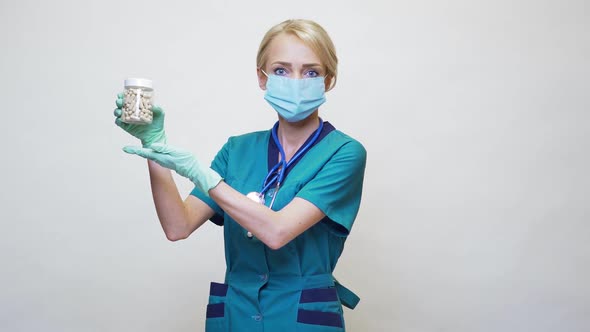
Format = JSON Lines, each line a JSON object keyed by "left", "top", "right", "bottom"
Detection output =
{"left": 189, "top": 139, "right": 230, "bottom": 226}
{"left": 296, "top": 140, "right": 367, "bottom": 236}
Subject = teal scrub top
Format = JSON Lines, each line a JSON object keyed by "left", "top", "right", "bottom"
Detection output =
{"left": 191, "top": 122, "right": 366, "bottom": 331}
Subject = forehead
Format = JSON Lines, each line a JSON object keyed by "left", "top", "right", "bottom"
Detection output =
{"left": 266, "top": 33, "right": 321, "bottom": 65}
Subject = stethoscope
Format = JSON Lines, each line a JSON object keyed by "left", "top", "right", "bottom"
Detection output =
{"left": 246, "top": 119, "right": 324, "bottom": 210}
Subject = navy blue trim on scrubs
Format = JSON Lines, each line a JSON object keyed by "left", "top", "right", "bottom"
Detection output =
{"left": 206, "top": 303, "right": 225, "bottom": 318}
{"left": 297, "top": 309, "right": 344, "bottom": 328}
{"left": 210, "top": 282, "right": 229, "bottom": 296}
{"left": 210, "top": 214, "right": 225, "bottom": 226}
{"left": 267, "top": 120, "right": 336, "bottom": 175}
{"left": 299, "top": 287, "right": 339, "bottom": 303}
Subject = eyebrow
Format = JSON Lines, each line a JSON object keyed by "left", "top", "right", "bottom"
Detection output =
{"left": 270, "top": 61, "right": 322, "bottom": 68}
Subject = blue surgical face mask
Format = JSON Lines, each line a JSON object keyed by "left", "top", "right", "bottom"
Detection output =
{"left": 262, "top": 70, "right": 326, "bottom": 122}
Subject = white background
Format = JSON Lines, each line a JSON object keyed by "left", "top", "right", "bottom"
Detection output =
{"left": 1, "top": 0, "right": 589, "bottom": 331}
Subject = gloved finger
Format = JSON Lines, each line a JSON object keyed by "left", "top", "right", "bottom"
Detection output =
{"left": 116, "top": 97, "right": 123, "bottom": 108}
{"left": 152, "top": 105, "right": 164, "bottom": 116}
{"left": 117, "top": 92, "right": 124, "bottom": 99}
{"left": 114, "top": 108, "right": 122, "bottom": 117}
{"left": 149, "top": 143, "right": 174, "bottom": 154}
{"left": 123, "top": 146, "right": 157, "bottom": 160}
{"left": 115, "top": 118, "right": 136, "bottom": 134}
{"left": 114, "top": 117, "right": 128, "bottom": 129}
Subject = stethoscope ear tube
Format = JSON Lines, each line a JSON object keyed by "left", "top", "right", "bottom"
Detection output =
{"left": 258, "top": 119, "right": 325, "bottom": 208}
{"left": 245, "top": 119, "right": 325, "bottom": 237}
{"left": 268, "top": 182, "right": 280, "bottom": 209}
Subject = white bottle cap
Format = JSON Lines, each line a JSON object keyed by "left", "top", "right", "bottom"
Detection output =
{"left": 124, "top": 78, "right": 153, "bottom": 89}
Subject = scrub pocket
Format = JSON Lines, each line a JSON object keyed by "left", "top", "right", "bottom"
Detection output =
{"left": 296, "top": 287, "right": 345, "bottom": 331}
{"left": 205, "top": 282, "right": 228, "bottom": 332}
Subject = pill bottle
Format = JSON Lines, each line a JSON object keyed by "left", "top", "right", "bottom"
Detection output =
{"left": 121, "top": 78, "right": 154, "bottom": 125}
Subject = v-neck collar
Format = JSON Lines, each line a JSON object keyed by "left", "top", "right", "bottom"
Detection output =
{"left": 267, "top": 121, "right": 336, "bottom": 177}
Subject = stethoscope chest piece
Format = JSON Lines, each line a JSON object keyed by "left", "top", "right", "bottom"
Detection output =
{"left": 246, "top": 192, "right": 264, "bottom": 239}
{"left": 247, "top": 192, "right": 265, "bottom": 205}
{"left": 243, "top": 120, "right": 324, "bottom": 240}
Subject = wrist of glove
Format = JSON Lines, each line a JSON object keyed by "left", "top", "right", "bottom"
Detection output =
{"left": 140, "top": 128, "right": 167, "bottom": 148}
{"left": 122, "top": 143, "right": 222, "bottom": 194}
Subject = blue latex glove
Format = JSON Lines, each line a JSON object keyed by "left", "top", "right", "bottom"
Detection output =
{"left": 114, "top": 93, "right": 167, "bottom": 147}
{"left": 123, "top": 143, "right": 222, "bottom": 194}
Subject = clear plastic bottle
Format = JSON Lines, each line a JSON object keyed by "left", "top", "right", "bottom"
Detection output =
{"left": 121, "top": 78, "right": 154, "bottom": 125}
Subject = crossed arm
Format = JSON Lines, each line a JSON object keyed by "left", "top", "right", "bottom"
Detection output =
{"left": 147, "top": 160, "right": 325, "bottom": 250}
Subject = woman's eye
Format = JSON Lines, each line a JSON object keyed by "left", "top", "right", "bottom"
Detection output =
{"left": 305, "top": 70, "right": 319, "bottom": 78}
{"left": 274, "top": 68, "right": 287, "bottom": 76}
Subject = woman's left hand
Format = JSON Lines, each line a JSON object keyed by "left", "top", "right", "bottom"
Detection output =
{"left": 123, "top": 143, "right": 222, "bottom": 194}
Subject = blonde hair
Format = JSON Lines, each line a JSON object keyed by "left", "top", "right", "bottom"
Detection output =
{"left": 256, "top": 19, "right": 338, "bottom": 90}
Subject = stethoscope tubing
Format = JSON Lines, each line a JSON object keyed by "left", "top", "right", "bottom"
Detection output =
{"left": 259, "top": 119, "right": 325, "bottom": 201}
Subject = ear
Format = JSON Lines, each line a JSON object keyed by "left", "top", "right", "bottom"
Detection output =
{"left": 257, "top": 68, "right": 268, "bottom": 90}
{"left": 324, "top": 76, "right": 333, "bottom": 92}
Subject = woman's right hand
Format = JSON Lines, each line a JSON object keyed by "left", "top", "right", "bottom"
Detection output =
{"left": 114, "top": 92, "right": 167, "bottom": 147}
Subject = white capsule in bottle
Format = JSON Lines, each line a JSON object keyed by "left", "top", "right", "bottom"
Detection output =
{"left": 121, "top": 78, "right": 154, "bottom": 125}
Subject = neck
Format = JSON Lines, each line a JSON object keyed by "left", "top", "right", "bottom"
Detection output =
{"left": 277, "top": 112, "right": 321, "bottom": 161}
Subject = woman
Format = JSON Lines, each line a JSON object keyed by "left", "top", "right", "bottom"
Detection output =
{"left": 115, "top": 19, "right": 366, "bottom": 331}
